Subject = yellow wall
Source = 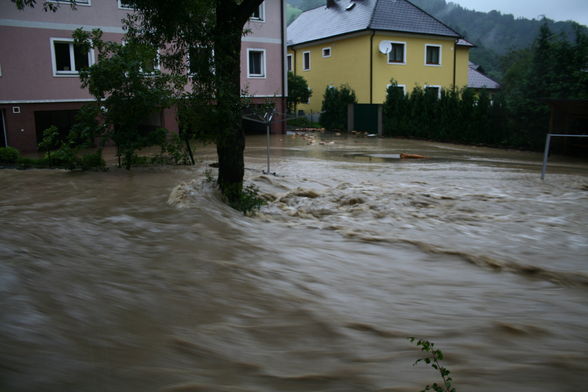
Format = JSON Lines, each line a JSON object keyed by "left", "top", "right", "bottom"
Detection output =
{"left": 289, "top": 32, "right": 470, "bottom": 113}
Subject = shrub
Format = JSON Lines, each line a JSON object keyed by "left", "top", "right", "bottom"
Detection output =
{"left": 0, "top": 146, "right": 21, "bottom": 164}
{"left": 320, "top": 84, "right": 357, "bottom": 130}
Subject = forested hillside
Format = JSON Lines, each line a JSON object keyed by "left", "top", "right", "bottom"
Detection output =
{"left": 287, "top": 0, "right": 587, "bottom": 80}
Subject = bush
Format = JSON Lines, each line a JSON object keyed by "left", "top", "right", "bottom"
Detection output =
{"left": 320, "top": 84, "right": 357, "bottom": 130}
{"left": 0, "top": 146, "right": 21, "bottom": 164}
{"left": 228, "top": 184, "right": 266, "bottom": 215}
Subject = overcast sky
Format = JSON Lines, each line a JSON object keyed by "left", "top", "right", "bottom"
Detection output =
{"left": 448, "top": 0, "right": 588, "bottom": 26}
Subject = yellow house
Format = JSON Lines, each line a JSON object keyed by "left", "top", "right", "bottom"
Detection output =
{"left": 287, "top": 0, "right": 473, "bottom": 113}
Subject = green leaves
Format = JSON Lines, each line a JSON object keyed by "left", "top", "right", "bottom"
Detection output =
{"left": 287, "top": 72, "right": 312, "bottom": 114}
{"left": 409, "top": 337, "right": 456, "bottom": 392}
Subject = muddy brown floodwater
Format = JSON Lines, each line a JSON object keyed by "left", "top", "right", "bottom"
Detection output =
{"left": 1, "top": 135, "right": 587, "bottom": 392}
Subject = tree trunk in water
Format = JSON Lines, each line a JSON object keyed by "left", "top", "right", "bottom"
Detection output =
{"left": 215, "top": 7, "right": 245, "bottom": 202}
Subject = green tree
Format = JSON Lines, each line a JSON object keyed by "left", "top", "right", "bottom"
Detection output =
{"left": 123, "top": 0, "right": 265, "bottom": 202}
{"left": 73, "top": 29, "right": 182, "bottom": 169}
{"left": 287, "top": 72, "right": 311, "bottom": 114}
{"left": 319, "top": 84, "right": 357, "bottom": 130}
{"left": 15, "top": 0, "right": 265, "bottom": 203}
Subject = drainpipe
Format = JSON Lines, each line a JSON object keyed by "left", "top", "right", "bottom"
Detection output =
{"left": 370, "top": 30, "right": 375, "bottom": 104}
{"left": 453, "top": 39, "right": 457, "bottom": 90}
{"left": 281, "top": 0, "right": 286, "bottom": 131}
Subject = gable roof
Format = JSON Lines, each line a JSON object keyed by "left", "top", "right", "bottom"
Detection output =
{"left": 287, "top": 0, "right": 461, "bottom": 47}
{"left": 468, "top": 62, "right": 501, "bottom": 90}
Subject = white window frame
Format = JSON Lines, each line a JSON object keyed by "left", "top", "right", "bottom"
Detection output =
{"left": 118, "top": 0, "right": 133, "bottom": 10}
{"left": 140, "top": 51, "right": 161, "bottom": 75}
{"left": 386, "top": 84, "right": 406, "bottom": 95}
{"left": 387, "top": 41, "right": 406, "bottom": 65}
{"left": 303, "top": 51, "right": 311, "bottom": 71}
{"left": 48, "top": 0, "right": 91, "bottom": 6}
{"left": 425, "top": 44, "right": 442, "bottom": 66}
{"left": 250, "top": 2, "right": 265, "bottom": 22}
{"left": 287, "top": 54, "right": 293, "bottom": 72}
{"left": 425, "top": 85, "right": 442, "bottom": 98}
{"left": 247, "top": 48, "right": 266, "bottom": 78}
{"left": 187, "top": 46, "right": 215, "bottom": 77}
{"left": 50, "top": 37, "right": 94, "bottom": 77}
{"left": 322, "top": 47, "right": 331, "bottom": 58}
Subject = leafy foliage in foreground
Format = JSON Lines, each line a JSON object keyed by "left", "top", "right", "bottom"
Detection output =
{"left": 410, "top": 337, "right": 456, "bottom": 392}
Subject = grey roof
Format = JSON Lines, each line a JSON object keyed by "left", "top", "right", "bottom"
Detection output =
{"left": 468, "top": 64, "right": 500, "bottom": 90}
{"left": 457, "top": 38, "right": 475, "bottom": 47}
{"left": 288, "top": 0, "right": 461, "bottom": 47}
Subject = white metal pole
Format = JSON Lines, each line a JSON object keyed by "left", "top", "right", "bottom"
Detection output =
{"left": 541, "top": 134, "right": 552, "bottom": 180}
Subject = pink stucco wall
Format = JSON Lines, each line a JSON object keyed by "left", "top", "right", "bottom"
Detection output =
{"left": 0, "top": 1, "right": 287, "bottom": 151}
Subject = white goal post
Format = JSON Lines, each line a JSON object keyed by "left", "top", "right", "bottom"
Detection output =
{"left": 541, "top": 133, "right": 588, "bottom": 179}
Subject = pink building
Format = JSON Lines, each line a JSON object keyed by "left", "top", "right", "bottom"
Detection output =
{"left": 0, "top": 0, "right": 287, "bottom": 152}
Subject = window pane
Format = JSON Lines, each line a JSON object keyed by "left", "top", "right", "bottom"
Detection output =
{"left": 287, "top": 56, "right": 292, "bottom": 72}
{"left": 73, "top": 44, "right": 89, "bottom": 70}
{"left": 189, "top": 46, "right": 213, "bottom": 76}
{"left": 303, "top": 52, "right": 310, "bottom": 70}
{"left": 426, "top": 46, "right": 440, "bottom": 64}
{"left": 389, "top": 43, "right": 404, "bottom": 63}
{"left": 251, "top": 5, "right": 263, "bottom": 19}
{"left": 54, "top": 42, "right": 71, "bottom": 71}
{"left": 249, "top": 51, "right": 263, "bottom": 76}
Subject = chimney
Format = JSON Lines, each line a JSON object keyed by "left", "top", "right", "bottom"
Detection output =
{"left": 326, "top": 0, "right": 337, "bottom": 8}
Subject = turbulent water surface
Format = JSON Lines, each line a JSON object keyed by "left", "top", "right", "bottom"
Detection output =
{"left": 1, "top": 135, "right": 587, "bottom": 392}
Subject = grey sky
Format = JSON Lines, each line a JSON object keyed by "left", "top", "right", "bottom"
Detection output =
{"left": 448, "top": 0, "right": 588, "bottom": 26}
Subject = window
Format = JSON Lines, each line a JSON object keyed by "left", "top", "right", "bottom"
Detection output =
{"left": 140, "top": 52, "right": 160, "bottom": 74}
{"left": 287, "top": 54, "right": 293, "bottom": 72}
{"left": 118, "top": 0, "right": 132, "bottom": 9}
{"left": 303, "top": 51, "right": 311, "bottom": 71}
{"left": 386, "top": 84, "right": 406, "bottom": 95}
{"left": 49, "top": 0, "right": 90, "bottom": 5}
{"left": 189, "top": 46, "right": 214, "bottom": 77}
{"left": 247, "top": 49, "right": 266, "bottom": 78}
{"left": 251, "top": 2, "right": 265, "bottom": 21}
{"left": 387, "top": 42, "right": 406, "bottom": 64}
{"left": 51, "top": 38, "right": 93, "bottom": 76}
{"left": 425, "top": 45, "right": 441, "bottom": 65}
{"left": 425, "top": 85, "right": 441, "bottom": 98}
{"left": 322, "top": 47, "right": 331, "bottom": 58}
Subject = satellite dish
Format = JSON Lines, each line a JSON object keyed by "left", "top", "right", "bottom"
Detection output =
{"left": 378, "top": 40, "right": 392, "bottom": 54}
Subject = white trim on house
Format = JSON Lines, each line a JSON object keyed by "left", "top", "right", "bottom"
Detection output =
{"left": 247, "top": 48, "right": 267, "bottom": 78}
{"left": 424, "top": 44, "right": 442, "bottom": 66}
{"left": 117, "top": 0, "right": 133, "bottom": 10}
{"left": 387, "top": 41, "right": 407, "bottom": 65}
{"left": 287, "top": 54, "right": 293, "bottom": 72}
{"left": 424, "top": 85, "right": 442, "bottom": 98}
{"left": 322, "top": 47, "right": 332, "bottom": 58}
{"left": 386, "top": 83, "right": 406, "bottom": 94}
{"left": 48, "top": 0, "right": 91, "bottom": 6}
{"left": 241, "top": 36, "right": 282, "bottom": 44}
{"left": 50, "top": 37, "right": 95, "bottom": 77}
{"left": 0, "top": 19, "right": 125, "bottom": 34}
{"left": 0, "top": 99, "right": 95, "bottom": 104}
{"left": 303, "top": 51, "right": 311, "bottom": 71}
